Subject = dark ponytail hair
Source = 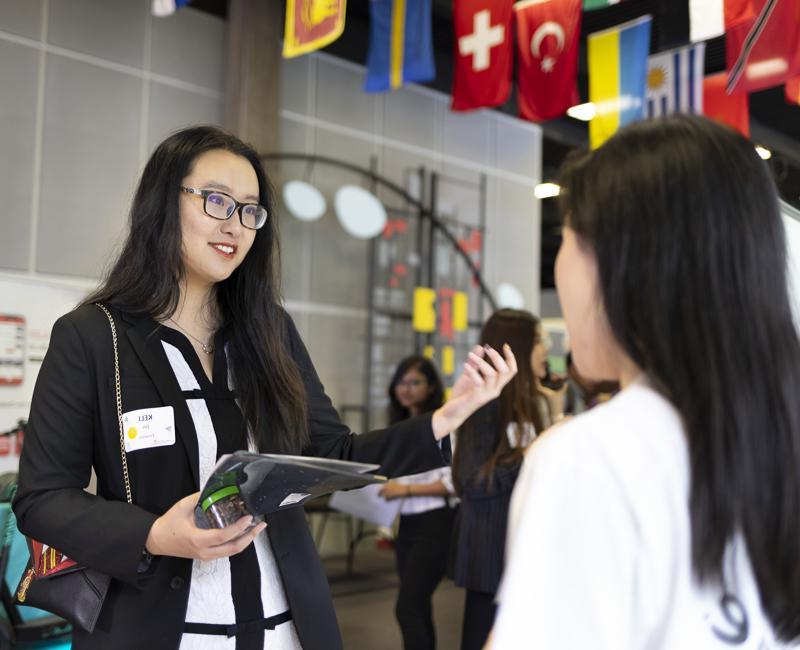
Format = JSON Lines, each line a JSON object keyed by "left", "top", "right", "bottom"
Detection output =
{"left": 453, "top": 309, "right": 546, "bottom": 493}
{"left": 85, "top": 125, "right": 308, "bottom": 453}
{"left": 387, "top": 356, "right": 445, "bottom": 424}
{"left": 559, "top": 114, "right": 800, "bottom": 640}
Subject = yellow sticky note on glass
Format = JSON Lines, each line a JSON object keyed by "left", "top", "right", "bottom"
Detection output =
{"left": 453, "top": 292, "right": 468, "bottom": 332}
{"left": 423, "top": 345, "right": 435, "bottom": 360}
{"left": 413, "top": 287, "right": 437, "bottom": 333}
{"left": 442, "top": 346, "right": 455, "bottom": 375}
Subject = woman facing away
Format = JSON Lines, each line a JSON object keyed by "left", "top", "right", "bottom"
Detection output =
{"left": 379, "top": 355, "right": 456, "bottom": 650}
{"left": 491, "top": 115, "right": 800, "bottom": 648}
{"left": 12, "top": 126, "right": 517, "bottom": 650}
{"left": 452, "top": 308, "right": 557, "bottom": 650}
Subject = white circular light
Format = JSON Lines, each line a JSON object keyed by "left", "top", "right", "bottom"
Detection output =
{"left": 283, "top": 180, "right": 326, "bottom": 222}
{"left": 497, "top": 283, "right": 525, "bottom": 309}
{"left": 334, "top": 185, "right": 387, "bottom": 239}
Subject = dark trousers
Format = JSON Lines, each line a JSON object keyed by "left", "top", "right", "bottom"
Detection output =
{"left": 460, "top": 589, "right": 496, "bottom": 650}
{"left": 394, "top": 506, "right": 456, "bottom": 650}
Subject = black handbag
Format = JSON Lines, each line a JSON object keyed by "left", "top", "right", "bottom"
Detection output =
{"left": 14, "top": 303, "right": 132, "bottom": 633}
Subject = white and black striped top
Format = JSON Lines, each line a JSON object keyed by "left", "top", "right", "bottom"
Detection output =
{"left": 159, "top": 327, "right": 301, "bottom": 650}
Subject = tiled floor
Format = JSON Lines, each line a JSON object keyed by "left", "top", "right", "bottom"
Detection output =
{"left": 326, "top": 546, "right": 464, "bottom": 649}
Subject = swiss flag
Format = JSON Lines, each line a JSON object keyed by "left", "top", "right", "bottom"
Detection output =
{"left": 704, "top": 72, "right": 750, "bottom": 136}
{"left": 515, "top": 0, "right": 582, "bottom": 122}
{"left": 452, "top": 0, "right": 515, "bottom": 111}
{"left": 725, "top": 0, "right": 800, "bottom": 94}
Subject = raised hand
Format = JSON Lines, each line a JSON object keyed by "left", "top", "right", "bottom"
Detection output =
{"left": 145, "top": 492, "right": 267, "bottom": 561}
{"left": 431, "top": 344, "right": 518, "bottom": 440}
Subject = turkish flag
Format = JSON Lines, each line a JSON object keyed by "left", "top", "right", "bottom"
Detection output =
{"left": 515, "top": 0, "right": 581, "bottom": 122}
{"left": 725, "top": 0, "right": 800, "bottom": 94}
{"left": 452, "top": 0, "right": 515, "bottom": 111}
{"left": 703, "top": 72, "right": 750, "bottom": 137}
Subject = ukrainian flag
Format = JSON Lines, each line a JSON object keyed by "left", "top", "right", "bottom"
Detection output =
{"left": 364, "top": 0, "right": 435, "bottom": 92}
{"left": 588, "top": 15, "right": 652, "bottom": 149}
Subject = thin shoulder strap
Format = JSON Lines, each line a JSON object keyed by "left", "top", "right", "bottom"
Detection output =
{"left": 93, "top": 303, "right": 132, "bottom": 505}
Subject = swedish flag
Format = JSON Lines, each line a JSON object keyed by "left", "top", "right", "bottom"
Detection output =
{"left": 364, "top": 0, "right": 435, "bottom": 92}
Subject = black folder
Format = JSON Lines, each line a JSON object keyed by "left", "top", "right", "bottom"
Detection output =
{"left": 194, "top": 451, "right": 386, "bottom": 529}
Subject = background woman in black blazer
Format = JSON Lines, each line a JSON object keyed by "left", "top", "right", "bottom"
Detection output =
{"left": 452, "top": 309, "right": 555, "bottom": 650}
{"left": 12, "top": 126, "right": 517, "bottom": 650}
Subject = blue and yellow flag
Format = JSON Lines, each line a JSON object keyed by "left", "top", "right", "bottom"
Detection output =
{"left": 364, "top": 0, "right": 435, "bottom": 92}
{"left": 588, "top": 15, "right": 652, "bottom": 149}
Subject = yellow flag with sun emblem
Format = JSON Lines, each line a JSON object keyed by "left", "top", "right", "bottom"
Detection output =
{"left": 645, "top": 43, "right": 705, "bottom": 118}
{"left": 283, "top": 0, "right": 347, "bottom": 58}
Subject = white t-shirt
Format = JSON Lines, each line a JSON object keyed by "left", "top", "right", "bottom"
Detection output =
{"left": 493, "top": 378, "right": 794, "bottom": 650}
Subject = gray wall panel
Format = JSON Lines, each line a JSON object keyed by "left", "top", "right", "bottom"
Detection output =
{"left": 485, "top": 178, "right": 539, "bottom": 313}
{"left": 37, "top": 55, "right": 141, "bottom": 277}
{"left": 442, "top": 108, "right": 492, "bottom": 166}
{"left": 305, "top": 313, "right": 366, "bottom": 409}
{"left": 147, "top": 82, "right": 223, "bottom": 153}
{"left": 150, "top": 7, "right": 225, "bottom": 91}
{"left": 48, "top": 0, "right": 145, "bottom": 68}
{"left": 0, "top": 41, "right": 38, "bottom": 270}
{"left": 382, "top": 86, "right": 438, "bottom": 151}
{"left": 493, "top": 115, "right": 541, "bottom": 180}
{"left": 280, "top": 55, "right": 312, "bottom": 115}
{"left": 0, "top": 0, "right": 43, "bottom": 39}
{"left": 315, "top": 57, "right": 377, "bottom": 134}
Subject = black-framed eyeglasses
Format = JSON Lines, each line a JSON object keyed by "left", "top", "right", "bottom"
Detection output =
{"left": 180, "top": 187, "right": 268, "bottom": 230}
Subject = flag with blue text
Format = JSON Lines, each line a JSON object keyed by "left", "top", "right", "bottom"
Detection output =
{"left": 365, "top": 0, "right": 435, "bottom": 92}
{"left": 646, "top": 43, "right": 705, "bottom": 118}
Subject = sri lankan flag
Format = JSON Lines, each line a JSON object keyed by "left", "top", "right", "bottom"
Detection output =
{"left": 283, "top": 0, "right": 346, "bottom": 58}
{"left": 364, "top": 0, "right": 435, "bottom": 92}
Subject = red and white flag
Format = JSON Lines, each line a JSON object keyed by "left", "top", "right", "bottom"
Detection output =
{"left": 689, "top": 0, "right": 756, "bottom": 42}
{"left": 514, "top": 0, "right": 582, "bottom": 122}
{"left": 451, "top": 0, "right": 515, "bottom": 111}
{"left": 725, "top": 0, "right": 800, "bottom": 95}
{"left": 703, "top": 72, "right": 750, "bottom": 136}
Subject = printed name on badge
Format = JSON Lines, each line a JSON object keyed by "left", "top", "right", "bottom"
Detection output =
{"left": 121, "top": 406, "right": 176, "bottom": 453}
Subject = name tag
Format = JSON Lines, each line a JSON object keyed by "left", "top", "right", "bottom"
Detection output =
{"left": 122, "top": 406, "right": 176, "bottom": 453}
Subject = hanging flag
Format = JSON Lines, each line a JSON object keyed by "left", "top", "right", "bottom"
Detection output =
{"left": 514, "top": 0, "right": 582, "bottom": 123}
{"left": 646, "top": 43, "right": 705, "bottom": 118}
{"left": 588, "top": 15, "right": 652, "bottom": 149}
{"left": 451, "top": 0, "right": 515, "bottom": 111}
{"left": 152, "top": 0, "right": 189, "bottom": 17}
{"left": 725, "top": 0, "right": 800, "bottom": 95}
{"left": 583, "top": 0, "right": 620, "bottom": 9}
{"left": 689, "top": 0, "right": 757, "bottom": 42}
{"left": 364, "top": 0, "right": 435, "bottom": 92}
{"left": 703, "top": 72, "right": 750, "bottom": 136}
{"left": 283, "top": 0, "right": 347, "bottom": 58}
{"left": 787, "top": 77, "right": 800, "bottom": 105}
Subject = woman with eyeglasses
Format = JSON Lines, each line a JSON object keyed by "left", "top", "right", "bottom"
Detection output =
{"left": 489, "top": 115, "right": 800, "bottom": 648}
{"left": 12, "top": 126, "right": 517, "bottom": 650}
{"left": 452, "top": 308, "right": 558, "bottom": 650}
{"left": 379, "top": 355, "right": 455, "bottom": 650}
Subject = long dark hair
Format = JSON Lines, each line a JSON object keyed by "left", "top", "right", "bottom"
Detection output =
{"left": 85, "top": 126, "right": 308, "bottom": 453}
{"left": 559, "top": 114, "right": 800, "bottom": 640}
{"left": 387, "top": 356, "right": 445, "bottom": 424}
{"left": 453, "top": 309, "right": 546, "bottom": 492}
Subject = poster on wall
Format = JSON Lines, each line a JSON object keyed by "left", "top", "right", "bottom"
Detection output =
{"left": 0, "top": 275, "right": 92, "bottom": 474}
{"left": 0, "top": 315, "right": 25, "bottom": 386}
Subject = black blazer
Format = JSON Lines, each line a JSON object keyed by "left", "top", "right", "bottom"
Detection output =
{"left": 13, "top": 304, "right": 446, "bottom": 650}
